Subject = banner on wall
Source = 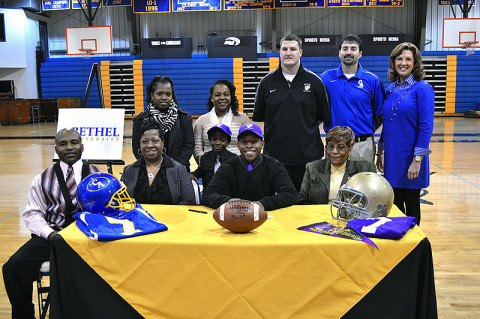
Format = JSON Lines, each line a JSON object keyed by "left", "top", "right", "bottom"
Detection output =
{"left": 72, "top": 0, "right": 102, "bottom": 9}
{"left": 42, "top": 0, "right": 70, "bottom": 10}
{"left": 134, "top": 0, "right": 170, "bottom": 13}
{"left": 207, "top": 36, "right": 257, "bottom": 60}
{"left": 326, "top": 0, "right": 362, "bottom": 7}
{"left": 275, "top": 0, "right": 325, "bottom": 8}
{"left": 224, "top": 0, "right": 273, "bottom": 10}
{"left": 103, "top": 0, "right": 132, "bottom": 7}
{"left": 365, "top": 0, "right": 403, "bottom": 6}
{"left": 439, "top": 0, "right": 475, "bottom": 5}
{"left": 43, "top": 0, "right": 407, "bottom": 11}
{"left": 142, "top": 38, "right": 192, "bottom": 59}
{"left": 359, "top": 34, "right": 412, "bottom": 56}
{"left": 300, "top": 35, "right": 342, "bottom": 57}
{"left": 172, "top": 0, "right": 221, "bottom": 12}
{"left": 56, "top": 108, "right": 125, "bottom": 161}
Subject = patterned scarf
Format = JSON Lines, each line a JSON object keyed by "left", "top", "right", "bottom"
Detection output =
{"left": 148, "top": 101, "right": 179, "bottom": 134}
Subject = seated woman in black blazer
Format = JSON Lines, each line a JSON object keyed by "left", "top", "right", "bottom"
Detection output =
{"left": 122, "top": 124, "right": 195, "bottom": 205}
{"left": 299, "top": 126, "right": 376, "bottom": 204}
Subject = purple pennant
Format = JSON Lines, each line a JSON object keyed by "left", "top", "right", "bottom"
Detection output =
{"left": 298, "top": 222, "right": 378, "bottom": 250}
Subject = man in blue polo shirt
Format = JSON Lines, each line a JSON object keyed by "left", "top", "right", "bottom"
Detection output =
{"left": 321, "top": 34, "right": 385, "bottom": 162}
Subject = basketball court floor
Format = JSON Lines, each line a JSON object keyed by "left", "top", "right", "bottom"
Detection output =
{"left": 0, "top": 117, "right": 479, "bottom": 318}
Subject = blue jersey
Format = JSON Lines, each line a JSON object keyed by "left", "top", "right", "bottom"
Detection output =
{"left": 347, "top": 217, "right": 417, "bottom": 239}
{"left": 74, "top": 205, "right": 168, "bottom": 241}
{"left": 321, "top": 64, "right": 385, "bottom": 136}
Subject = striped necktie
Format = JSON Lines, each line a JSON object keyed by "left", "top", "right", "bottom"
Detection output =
{"left": 66, "top": 165, "right": 77, "bottom": 206}
{"left": 214, "top": 156, "right": 221, "bottom": 173}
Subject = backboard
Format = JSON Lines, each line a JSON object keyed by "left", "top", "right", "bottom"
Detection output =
{"left": 66, "top": 26, "right": 113, "bottom": 55}
{"left": 443, "top": 18, "right": 480, "bottom": 48}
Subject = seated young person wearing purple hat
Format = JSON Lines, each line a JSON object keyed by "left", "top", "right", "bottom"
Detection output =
{"left": 202, "top": 123, "right": 298, "bottom": 211}
{"left": 190, "top": 124, "right": 237, "bottom": 188}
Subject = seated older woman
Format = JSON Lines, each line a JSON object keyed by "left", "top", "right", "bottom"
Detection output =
{"left": 299, "top": 126, "right": 376, "bottom": 204}
{"left": 121, "top": 124, "right": 195, "bottom": 205}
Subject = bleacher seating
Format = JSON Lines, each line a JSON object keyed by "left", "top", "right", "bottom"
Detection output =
{"left": 39, "top": 51, "right": 480, "bottom": 115}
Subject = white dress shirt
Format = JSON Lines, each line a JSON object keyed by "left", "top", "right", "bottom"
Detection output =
{"left": 23, "top": 160, "right": 83, "bottom": 239}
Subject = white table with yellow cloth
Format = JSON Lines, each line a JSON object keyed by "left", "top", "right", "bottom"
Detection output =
{"left": 49, "top": 205, "right": 437, "bottom": 319}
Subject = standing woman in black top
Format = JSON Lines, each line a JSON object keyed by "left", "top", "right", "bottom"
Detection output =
{"left": 132, "top": 76, "right": 194, "bottom": 171}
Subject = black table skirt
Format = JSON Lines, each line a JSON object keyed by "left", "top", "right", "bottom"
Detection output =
{"left": 50, "top": 236, "right": 437, "bottom": 319}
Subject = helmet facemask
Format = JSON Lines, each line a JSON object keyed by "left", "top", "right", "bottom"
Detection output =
{"left": 108, "top": 185, "right": 136, "bottom": 212}
{"left": 330, "top": 172, "right": 394, "bottom": 222}
{"left": 331, "top": 186, "right": 371, "bottom": 221}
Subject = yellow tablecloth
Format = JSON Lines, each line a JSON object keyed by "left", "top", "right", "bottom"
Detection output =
{"left": 60, "top": 205, "right": 425, "bottom": 319}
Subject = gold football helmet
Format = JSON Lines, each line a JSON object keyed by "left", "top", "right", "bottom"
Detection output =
{"left": 331, "top": 172, "right": 394, "bottom": 221}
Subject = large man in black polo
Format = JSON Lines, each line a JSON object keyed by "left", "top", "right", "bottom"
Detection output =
{"left": 2, "top": 128, "right": 100, "bottom": 318}
{"left": 253, "top": 34, "right": 331, "bottom": 192}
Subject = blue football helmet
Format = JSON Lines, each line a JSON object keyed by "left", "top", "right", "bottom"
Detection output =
{"left": 77, "top": 173, "right": 136, "bottom": 215}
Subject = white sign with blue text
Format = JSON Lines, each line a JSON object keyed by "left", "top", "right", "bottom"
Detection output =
{"left": 56, "top": 108, "right": 125, "bottom": 161}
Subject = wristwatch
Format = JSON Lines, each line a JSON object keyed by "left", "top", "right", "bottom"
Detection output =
{"left": 414, "top": 155, "right": 422, "bottom": 162}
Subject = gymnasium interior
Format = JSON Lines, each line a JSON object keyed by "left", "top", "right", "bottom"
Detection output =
{"left": 1, "top": 0, "right": 480, "bottom": 318}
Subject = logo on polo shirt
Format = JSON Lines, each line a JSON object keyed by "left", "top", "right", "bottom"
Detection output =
{"left": 303, "top": 83, "right": 311, "bottom": 92}
{"left": 357, "top": 80, "right": 364, "bottom": 88}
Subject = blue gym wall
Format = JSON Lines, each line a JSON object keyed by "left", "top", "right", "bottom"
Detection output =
{"left": 450, "top": 55, "right": 480, "bottom": 113}
{"left": 141, "top": 57, "right": 234, "bottom": 115}
{"left": 40, "top": 53, "right": 480, "bottom": 115}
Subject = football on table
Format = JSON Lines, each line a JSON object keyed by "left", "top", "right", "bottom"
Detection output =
{"left": 213, "top": 200, "right": 268, "bottom": 233}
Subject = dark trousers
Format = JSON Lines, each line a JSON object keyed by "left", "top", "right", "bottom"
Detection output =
{"left": 284, "top": 164, "right": 306, "bottom": 193}
{"left": 393, "top": 188, "right": 421, "bottom": 226}
{"left": 2, "top": 234, "right": 51, "bottom": 319}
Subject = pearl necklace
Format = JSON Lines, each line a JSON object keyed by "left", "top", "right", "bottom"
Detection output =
{"left": 146, "top": 159, "right": 162, "bottom": 180}
{"left": 386, "top": 87, "right": 409, "bottom": 121}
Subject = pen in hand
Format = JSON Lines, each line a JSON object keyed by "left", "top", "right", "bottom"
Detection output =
{"left": 189, "top": 209, "right": 209, "bottom": 214}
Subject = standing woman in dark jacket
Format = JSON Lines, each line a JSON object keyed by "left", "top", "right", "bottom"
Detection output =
{"left": 132, "top": 76, "right": 194, "bottom": 171}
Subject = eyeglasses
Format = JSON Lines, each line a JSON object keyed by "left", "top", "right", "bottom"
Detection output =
{"left": 326, "top": 144, "right": 348, "bottom": 152}
{"left": 141, "top": 139, "right": 162, "bottom": 146}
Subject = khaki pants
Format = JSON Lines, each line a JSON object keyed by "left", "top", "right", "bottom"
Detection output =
{"left": 350, "top": 136, "right": 376, "bottom": 163}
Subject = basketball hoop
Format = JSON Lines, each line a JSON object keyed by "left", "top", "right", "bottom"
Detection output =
{"left": 79, "top": 48, "right": 93, "bottom": 59}
{"left": 462, "top": 41, "right": 478, "bottom": 56}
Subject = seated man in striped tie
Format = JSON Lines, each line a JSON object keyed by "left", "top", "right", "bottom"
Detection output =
{"left": 202, "top": 123, "right": 298, "bottom": 211}
{"left": 2, "top": 128, "right": 101, "bottom": 318}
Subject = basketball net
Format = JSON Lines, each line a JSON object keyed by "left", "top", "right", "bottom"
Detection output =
{"left": 463, "top": 41, "right": 478, "bottom": 56}
{"left": 79, "top": 49, "right": 93, "bottom": 59}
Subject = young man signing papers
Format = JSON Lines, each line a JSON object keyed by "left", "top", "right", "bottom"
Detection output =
{"left": 202, "top": 123, "right": 298, "bottom": 211}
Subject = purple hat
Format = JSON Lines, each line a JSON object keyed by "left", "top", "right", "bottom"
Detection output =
{"left": 238, "top": 123, "right": 264, "bottom": 140}
{"left": 207, "top": 124, "right": 232, "bottom": 142}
